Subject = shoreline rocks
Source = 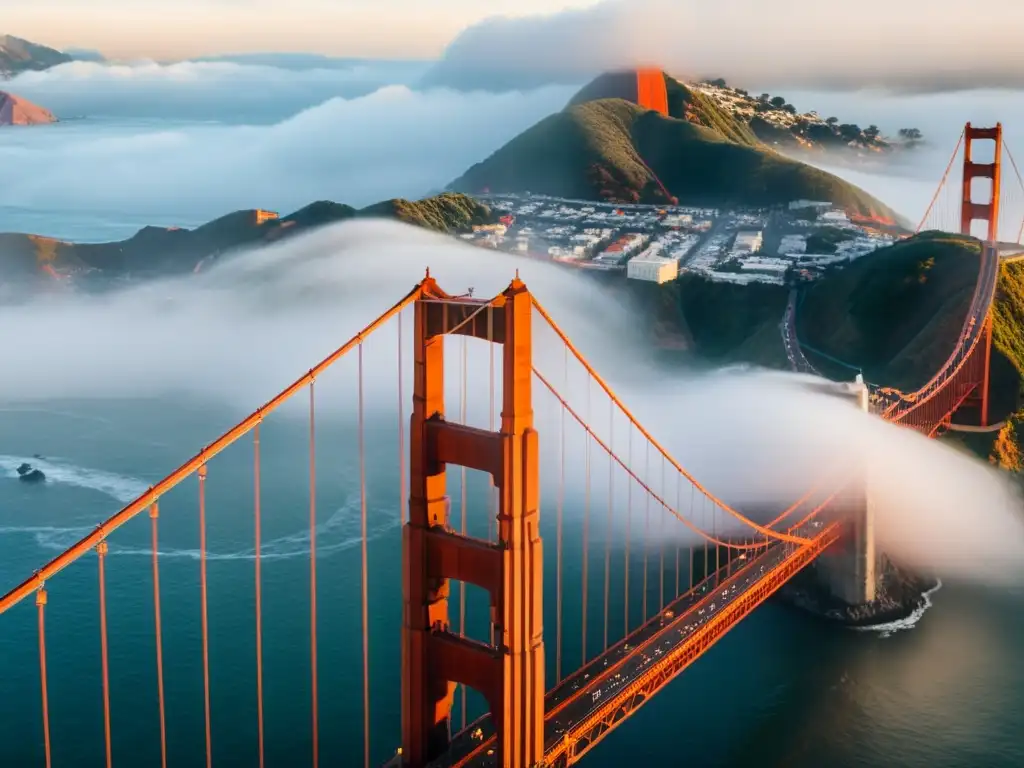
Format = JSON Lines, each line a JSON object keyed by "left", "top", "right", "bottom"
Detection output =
{"left": 778, "top": 558, "right": 938, "bottom": 628}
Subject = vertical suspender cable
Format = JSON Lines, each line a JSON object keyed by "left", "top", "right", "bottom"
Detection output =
{"left": 659, "top": 457, "right": 665, "bottom": 612}
{"left": 688, "top": 485, "right": 695, "bottom": 590}
{"left": 150, "top": 505, "right": 168, "bottom": 768}
{"left": 253, "top": 429, "right": 265, "bottom": 768}
{"left": 642, "top": 443, "right": 649, "bottom": 622}
{"left": 675, "top": 474, "right": 681, "bottom": 598}
{"left": 624, "top": 427, "right": 632, "bottom": 633}
{"left": 198, "top": 467, "right": 212, "bottom": 768}
{"left": 359, "top": 342, "right": 371, "bottom": 768}
{"left": 398, "top": 311, "right": 406, "bottom": 526}
{"left": 488, "top": 308, "right": 497, "bottom": 649}
{"left": 309, "top": 384, "right": 319, "bottom": 768}
{"left": 459, "top": 336, "right": 468, "bottom": 729}
{"left": 582, "top": 376, "right": 591, "bottom": 664}
{"left": 556, "top": 344, "right": 565, "bottom": 682}
{"left": 604, "top": 399, "right": 613, "bottom": 652}
{"left": 36, "top": 587, "right": 51, "bottom": 768}
{"left": 97, "top": 540, "right": 113, "bottom": 768}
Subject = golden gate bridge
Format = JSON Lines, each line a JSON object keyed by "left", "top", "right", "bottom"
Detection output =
{"left": 0, "top": 123, "right": 1021, "bottom": 768}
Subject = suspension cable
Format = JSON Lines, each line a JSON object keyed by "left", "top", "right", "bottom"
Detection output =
{"left": 359, "top": 341, "right": 371, "bottom": 768}
{"left": 309, "top": 383, "right": 319, "bottom": 768}
{"left": 0, "top": 281, "right": 424, "bottom": 619}
{"left": 460, "top": 336, "right": 468, "bottom": 729}
{"left": 582, "top": 375, "right": 591, "bottom": 664}
{"left": 97, "top": 540, "right": 112, "bottom": 768}
{"left": 36, "top": 587, "right": 51, "bottom": 768}
{"left": 150, "top": 504, "right": 168, "bottom": 768}
{"left": 1004, "top": 142, "right": 1024, "bottom": 242}
{"left": 198, "top": 466, "right": 212, "bottom": 768}
{"left": 660, "top": 456, "right": 666, "bottom": 612}
{"left": 556, "top": 344, "right": 565, "bottom": 682}
{"left": 253, "top": 429, "right": 265, "bottom": 768}
{"left": 531, "top": 300, "right": 812, "bottom": 544}
{"left": 917, "top": 127, "right": 965, "bottom": 233}
{"left": 624, "top": 425, "right": 632, "bottom": 633}
{"left": 604, "top": 398, "right": 613, "bottom": 652}
{"left": 642, "top": 442, "right": 649, "bottom": 621}
{"left": 398, "top": 310, "right": 406, "bottom": 526}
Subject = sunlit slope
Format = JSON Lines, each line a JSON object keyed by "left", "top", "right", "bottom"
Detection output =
{"left": 568, "top": 71, "right": 758, "bottom": 146}
{"left": 450, "top": 97, "right": 899, "bottom": 219}
{"left": 0, "top": 193, "right": 495, "bottom": 280}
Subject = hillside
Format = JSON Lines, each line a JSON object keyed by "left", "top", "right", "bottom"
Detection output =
{"left": 0, "top": 35, "right": 71, "bottom": 77}
{"left": 450, "top": 97, "right": 900, "bottom": 222}
{"left": 0, "top": 192, "right": 495, "bottom": 284}
{"left": 0, "top": 90, "right": 56, "bottom": 125}
{"left": 661, "top": 232, "right": 1024, "bottom": 464}
{"left": 689, "top": 79, "right": 925, "bottom": 155}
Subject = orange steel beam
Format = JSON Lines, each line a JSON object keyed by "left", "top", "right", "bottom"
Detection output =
{"left": 0, "top": 280, "right": 426, "bottom": 616}
{"left": 444, "top": 523, "right": 842, "bottom": 768}
{"left": 531, "top": 295, "right": 812, "bottom": 546}
{"left": 548, "top": 525, "right": 841, "bottom": 766}
{"left": 961, "top": 123, "right": 1002, "bottom": 242}
{"left": 402, "top": 277, "right": 544, "bottom": 768}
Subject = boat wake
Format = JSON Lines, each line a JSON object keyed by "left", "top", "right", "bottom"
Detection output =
{"left": 0, "top": 454, "right": 396, "bottom": 563}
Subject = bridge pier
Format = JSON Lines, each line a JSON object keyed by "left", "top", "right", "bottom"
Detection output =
{"left": 816, "top": 376, "right": 879, "bottom": 605}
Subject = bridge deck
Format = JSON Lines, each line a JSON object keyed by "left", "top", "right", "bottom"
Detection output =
{"left": 429, "top": 521, "right": 840, "bottom": 768}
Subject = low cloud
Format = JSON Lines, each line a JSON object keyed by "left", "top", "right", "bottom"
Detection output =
{"left": 8, "top": 58, "right": 429, "bottom": 123}
{"left": 423, "top": 0, "right": 1024, "bottom": 93}
{"left": 0, "top": 62, "right": 575, "bottom": 238}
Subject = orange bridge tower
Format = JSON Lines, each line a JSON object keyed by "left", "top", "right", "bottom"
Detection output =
{"left": 402, "top": 276, "right": 544, "bottom": 767}
{"left": 960, "top": 123, "right": 1001, "bottom": 426}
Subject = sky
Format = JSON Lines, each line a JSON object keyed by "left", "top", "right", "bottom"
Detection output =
{"left": 2, "top": 0, "right": 603, "bottom": 59}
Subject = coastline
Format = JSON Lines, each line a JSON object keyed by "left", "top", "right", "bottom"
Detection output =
{"left": 778, "top": 558, "right": 941, "bottom": 634}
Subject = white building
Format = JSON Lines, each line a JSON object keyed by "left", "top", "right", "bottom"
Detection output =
{"left": 734, "top": 230, "right": 764, "bottom": 253}
{"left": 627, "top": 245, "right": 679, "bottom": 284}
{"left": 821, "top": 210, "right": 849, "bottom": 223}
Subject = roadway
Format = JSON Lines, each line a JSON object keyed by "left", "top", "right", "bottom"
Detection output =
{"left": 431, "top": 518, "right": 836, "bottom": 768}
{"left": 881, "top": 242, "right": 999, "bottom": 421}
{"left": 780, "top": 289, "right": 819, "bottom": 375}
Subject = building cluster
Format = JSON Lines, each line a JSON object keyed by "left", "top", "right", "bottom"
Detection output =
{"left": 464, "top": 192, "right": 897, "bottom": 289}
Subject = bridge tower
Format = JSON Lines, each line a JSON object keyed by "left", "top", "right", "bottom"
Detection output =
{"left": 402, "top": 276, "right": 544, "bottom": 767}
{"left": 818, "top": 375, "right": 879, "bottom": 604}
{"left": 960, "top": 123, "right": 1001, "bottom": 426}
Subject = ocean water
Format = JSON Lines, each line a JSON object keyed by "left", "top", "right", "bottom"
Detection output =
{"left": 0, "top": 399, "right": 1023, "bottom": 768}
{"left": 1, "top": 68, "right": 1023, "bottom": 766}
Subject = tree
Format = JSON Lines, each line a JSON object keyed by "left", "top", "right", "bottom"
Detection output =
{"left": 705, "top": 77, "right": 727, "bottom": 88}
{"left": 838, "top": 123, "right": 861, "bottom": 141}
{"left": 898, "top": 127, "right": 923, "bottom": 141}
{"left": 759, "top": 93, "right": 771, "bottom": 102}
{"left": 825, "top": 116, "right": 839, "bottom": 126}
{"left": 783, "top": 103, "right": 798, "bottom": 114}
{"left": 863, "top": 124, "right": 881, "bottom": 141}
{"left": 770, "top": 96, "right": 787, "bottom": 108}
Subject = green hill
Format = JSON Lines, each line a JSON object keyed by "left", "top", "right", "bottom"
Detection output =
{"left": 450, "top": 96, "right": 900, "bottom": 222}
{"left": 0, "top": 192, "right": 495, "bottom": 282}
{"left": 660, "top": 231, "right": 1024, "bottom": 465}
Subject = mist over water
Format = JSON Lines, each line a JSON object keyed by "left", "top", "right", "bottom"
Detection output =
{"left": 1, "top": 219, "right": 1021, "bottom": 588}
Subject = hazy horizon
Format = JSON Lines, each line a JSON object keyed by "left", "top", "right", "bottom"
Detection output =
{"left": 3, "top": 0, "right": 1022, "bottom": 92}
